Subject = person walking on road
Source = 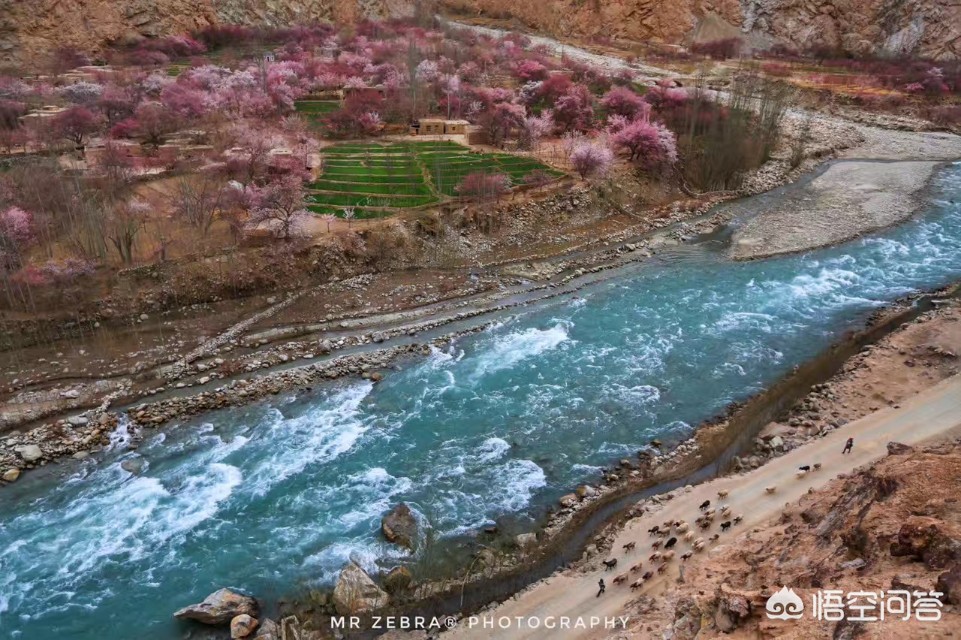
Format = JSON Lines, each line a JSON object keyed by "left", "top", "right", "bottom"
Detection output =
{"left": 842, "top": 437, "right": 854, "bottom": 455}
{"left": 597, "top": 578, "right": 606, "bottom": 597}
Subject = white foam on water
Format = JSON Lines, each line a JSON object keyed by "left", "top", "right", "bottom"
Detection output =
{"left": 244, "top": 382, "right": 374, "bottom": 495}
{"left": 470, "top": 323, "right": 570, "bottom": 379}
{"left": 612, "top": 384, "right": 661, "bottom": 406}
{"left": 475, "top": 437, "right": 510, "bottom": 463}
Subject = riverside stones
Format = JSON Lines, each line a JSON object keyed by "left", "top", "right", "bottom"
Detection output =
{"left": 515, "top": 532, "right": 537, "bottom": 549}
{"left": 332, "top": 561, "right": 389, "bottom": 614}
{"left": 174, "top": 588, "right": 259, "bottom": 625}
{"left": 381, "top": 503, "right": 418, "bottom": 549}
{"left": 16, "top": 445, "right": 42, "bottom": 463}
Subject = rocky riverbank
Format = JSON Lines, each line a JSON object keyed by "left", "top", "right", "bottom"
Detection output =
{"left": 731, "top": 129, "right": 961, "bottom": 260}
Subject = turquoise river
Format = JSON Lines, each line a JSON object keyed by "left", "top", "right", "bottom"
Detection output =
{"left": 2, "top": 163, "right": 961, "bottom": 638}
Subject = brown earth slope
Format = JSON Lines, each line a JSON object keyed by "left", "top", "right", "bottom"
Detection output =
{"left": 0, "top": 0, "right": 413, "bottom": 63}
{"left": 440, "top": 0, "right": 961, "bottom": 60}
{"left": 3, "top": 0, "right": 960, "bottom": 64}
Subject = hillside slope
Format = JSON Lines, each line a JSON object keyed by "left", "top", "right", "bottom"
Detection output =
{"left": 0, "top": 0, "right": 413, "bottom": 63}
{"left": 439, "top": 0, "right": 961, "bottom": 60}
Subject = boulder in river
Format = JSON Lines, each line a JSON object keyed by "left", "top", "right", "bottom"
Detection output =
{"left": 174, "top": 588, "right": 259, "bottom": 625}
{"left": 381, "top": 503, "right": 418, "bottom": 549}
{"left": 333, "top": 561, "right": 389, "bottom": 614}
{"left": 2, "top": 468, "right": 20, "bottom": 482}
{"left": 121, "top": 456, "right": 145, "bottom": 475}
{"left": 230, "top": 614, "right": 259, "bottom": 638}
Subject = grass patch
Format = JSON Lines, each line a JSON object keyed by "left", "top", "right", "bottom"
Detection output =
{"left": 310, "top": 141, "right": 561, "bottom": 212}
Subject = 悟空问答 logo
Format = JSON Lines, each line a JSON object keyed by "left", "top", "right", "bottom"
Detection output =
{"left": 766, "top": 586, "right": 805, "bottom": 620}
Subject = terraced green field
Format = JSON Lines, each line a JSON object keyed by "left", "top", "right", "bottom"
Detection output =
{"left": 308, "top": 140, "right": 563, "bottom": 218}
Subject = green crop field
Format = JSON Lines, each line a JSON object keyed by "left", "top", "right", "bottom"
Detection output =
{"left": 308, "top": 141, "right": 562, "bottom": 218}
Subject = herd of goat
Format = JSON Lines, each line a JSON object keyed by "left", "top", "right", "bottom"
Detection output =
{"left": 601, "top": 463, "right": 822, "bottom": 591}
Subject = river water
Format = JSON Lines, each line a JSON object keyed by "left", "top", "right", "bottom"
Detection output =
{"left": 2, "top": 163, "right": 961, "bottom": 639}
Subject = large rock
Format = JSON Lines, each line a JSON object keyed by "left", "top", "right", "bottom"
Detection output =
{"left": 2, "top": 468, "right": 21, "bottom": 482}
{"left": 230, "top": 614, "right": 259, "bottom": 639}
{"left": 16, "top": 445, "right": 42, "bottom": 463}
{"left": 670, "top": 596, "right": 702, "bottom": 640}
{"left": 886, "top": 442, "right": 914, "bottom": 456}
{"left": 332, "top": 561, "right": 389, "bottom": 615}
{"left": 383, "top": 566, "right": 413, "bottom": 594}
{"left": 714, "top": 587, "right": 751, "bottom": 632}
{"left": 381, "top": 503, "right": 418, "bottom": 550}
{"left": 937, "top": 565, "right": 961, "bottom": 604}
{"left": 890, "top": 517, "right": 961, "bottom": 569}
{"left": 174, "top": 588, "right": 259, "bottom": 625}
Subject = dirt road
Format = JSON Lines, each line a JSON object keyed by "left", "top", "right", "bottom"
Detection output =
{"left": 445, "top": 374, "right": 961, "bottom": 639}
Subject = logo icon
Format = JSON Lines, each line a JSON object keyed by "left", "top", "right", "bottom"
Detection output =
{"left": 766, "top": 586, "right": 805, "bottom": 620}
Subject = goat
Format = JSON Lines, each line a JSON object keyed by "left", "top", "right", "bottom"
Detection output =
{"left": 733, "top": 514, "right": 743, "bottom": 525}
{"left": 683, "top": 531, "right": 695, "bottom": 542}
{"left": 717, "top": 490, "right": 729, "bottom": 499}
{"left": 676, "top": 522, "right": 690, "bottom": 534}
{"left": 657, "top": 563, "right": 668, "bottom": 574}
{"left": 613, "top": 573, "right": 629, "bottom": 585}
{"left": 648, "top": 525, "right": 660, "bottom": 536}
{"left": 798, "top": 465, "right": 811, "bottom": 472}
{"left": 651, "top": 540, "right": 662, "bottom": 550}
{"left": 622, "top": 541, "right": 636, "bottom": 552}
{"left": 765, "top": 486, "right": 777, "bottom": 494}
{"left": 630, "top": 579, "right": 645, "bottom": 591}
{"left": 720, "top": 521, "right": 732, "bottom": 532}
{"left": 649, "top": 551, "right": 662, "bottom": 563}
{"left": 698, "top": 519, "right": 712, "bottom": 530}
{"left": 662, "top": 550, "right": 675, "bottom": 562}
{"left": 796, "top": 469, "right": 808, "bottom": 479}
{"left": 699, "top": 500, "right": 711, "bottom": 511}
{"left": 813, "top": 463, "right": 822, "bottom": 471}
{"left": 719, "top": 506, "right": 731, "bottom": 517}
{"left": 630, "top": 562, "right": 644, "bottom": 573}
{"left": 641, "top": 571, "right": 653, "bottom": 581}
{"left": 664, "top": 537, "right": 678, "bottom": 549}
{"left": 709, "top": 533, "right": 720, "bottom": 543}
{"left": 602, "top": 558, "right": 618, "bottom": 570}
{"left": 680, "top": 551, "right": 693, "bottom": 561}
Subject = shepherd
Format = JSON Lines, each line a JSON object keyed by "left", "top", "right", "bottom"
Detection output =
{"left": 597, "top": 578, "right": 606, "bottom": 597}
{"left": 842, "top": 437, "right": 854, "bottom": 455}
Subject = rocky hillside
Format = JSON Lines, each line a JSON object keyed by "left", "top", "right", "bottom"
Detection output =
{"left": 0, "top": 0, "right": 413, "bottom": 63}
{"left": 611, "top": 438, "right": 961, "bottom": 639}
{"left": 439, "top": 0, "right": 961, "bottom": 60}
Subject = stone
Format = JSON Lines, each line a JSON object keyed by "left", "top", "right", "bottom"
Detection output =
{"left": 515, "top": 532, "right": 538, "bottom": 549}
{"left": 670, "top": 596, "right": 702, "bottom": 640}
{"left": 840, "top": 558, "right": 866, "bottom": 570}
{"left": 67, "top": 415, "right": 89, "bottom": 427}
{"left": 769, "top": 435, "right": 784, "bottom": 449}
{"left": 936, "top": 565, "right": 961, "bottom": 604}
{"left": 715, "top": 589, "right": 751, "bottom": 632}
{"left": 16, "top": 445, "right": 42, "bottom": 463}
{"left": 886, "top": 442, "right": 914, "bottom": 456}
{"left": 174, "top": 588, "right": 259, "bottom": 625}
{"left": 72, "top": 451, "right": 90, "bottom": 460}
{"left": 381, "top": 503, "right": 418, "bottom": 550}
{"left": 559, "top": 493, "right": 578, "bottom": 508}
{"left": 2, "top": 468, "right": 21, "bottom": 482}
{"left": 890, "top": 517, "right": 961, "bottom": 569}
{"left": 121, "top": 456, "right": 145, "bottom": 475}
{"left": 252, "top": 618, "right": 280, "bottom": 640}
{"left": 231, "top": 614, "right": 259, "bottom": 638}
{"left": 332, "top": 561, "right": 389, "bottom": 615}
{"left": 575, "top": 484, "right": 596, "bottom": 499}
{"left": 383, "top": 566, "right": 413, "bottom": 594}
